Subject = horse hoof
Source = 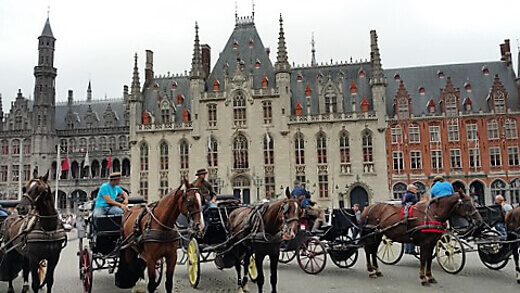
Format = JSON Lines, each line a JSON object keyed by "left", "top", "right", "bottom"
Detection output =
{"left": 428, "top": 278, "right": 437, "bottom": 284}
{"left": 7, "top": 288, "right": 14, "bottom": 293}
{"left": 421, "top": 280, "right": 430, "bottom": 286}
{"left": 243, "top": 284, "right": 250, "bottom": 292}
{"left": 376, "top": 271, "right": 383, "bottom": 277}
{"left": 369, "top": 273, "right": 378, "bottom": 279}
{"left": 22, "top": 284, "right": 30, "bottom": 293}
{"left": 237, "top": 287, "right": 244, "bottom": 293}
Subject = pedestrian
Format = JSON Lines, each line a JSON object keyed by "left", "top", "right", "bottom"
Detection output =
{"left": 351, "top": 203, "right": 361, "bottom": 239}
{"left": 494, "top": 195, "right": 512, "bottom": 238}
{"left": 403, "top": 184, "right": 418, "bottom": 254}
{"left": 430, "top": 175, "right": 454, "bottom": 198}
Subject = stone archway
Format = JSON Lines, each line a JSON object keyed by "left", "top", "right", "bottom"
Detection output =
{"left": 350, "top": 186, "right": 369, "bottom": 210}
{"left": 345, "top": 181, "right": 373, "bottom": 209}
{"left": 70, "top": 189, "right": 88, "bottom": 214}
{"left": 469, "top": 180, "right": 485, "bottom": 206}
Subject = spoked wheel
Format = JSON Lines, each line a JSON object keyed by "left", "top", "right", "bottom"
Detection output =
{"left": 248, "top": 254, "right": 258, "bottom": 283}
{"left": 478, "top": 230, "right": 510, "bottom": 270}
{"left": 279, "top": 250, "right": 296, "bottom": 264}
{"left": 80, "top": 248, "right": 93, "bottom": 293}
{"left": 186, "top": 238, "right": 201, "bottom": 288}
{"left": 154, "top": 258, "right": 164, "bottom": 285}
{"left": 436, "top": 232, "right": 466, "bottom": 274}
{"left": 377, "top": 235, "right": 404, "bottom": 265}
{"left": 38, "top": 259, "right": 48, "bottom": 289}
{"left": 329, "top": 235, "right": 358, "bottom": 268}
{"left": 296, "top": 238, "right": 327, "bottom": 275}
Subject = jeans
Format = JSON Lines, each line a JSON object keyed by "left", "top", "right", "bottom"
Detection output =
{"left": 495, "top": 223, "right": 507, "bottom": 239}
{"left": 93, "top": 206, "right": 124, "bottom": 217}
{"left": 405, "top": 243, "right": 416, "bottom": 254}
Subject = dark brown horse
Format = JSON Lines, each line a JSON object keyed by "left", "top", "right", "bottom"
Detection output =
{"left": 119, "top": 179, "right": 204, "bottom": 293}
{"left": 227, "top": 188, "right": 301, "bottom": 293}
{"left": 2, "top": 170, "right": 66, "bottom": 293}
{"left": 361, "top": 191, "right": 481, "bottom": 285}
{"left": 505, "top": 207, "right": 520, "bottom": 283}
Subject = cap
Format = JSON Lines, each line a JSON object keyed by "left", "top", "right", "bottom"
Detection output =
{"left": 195, "top": 168, "right": 208, "bottom": 176}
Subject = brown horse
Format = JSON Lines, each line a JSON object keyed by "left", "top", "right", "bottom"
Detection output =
{"left": 361, "top": 191, "right": 481, "bottom": 285}
{"left": 505, "top": 207, "right": 520, "bottom": 283}
{"left": 227, "top": 188, "right": 301, "bottom": 293}
{"left": 118, "top": 179, "right": 204, "bottom": 293}
{"left": 2, "top": 170, "right": 66, "bottom": 293}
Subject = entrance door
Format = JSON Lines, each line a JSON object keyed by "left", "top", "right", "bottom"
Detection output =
{"left": 469, "top": 181, "right": 485, "bottom": 206}
{"left": 242, "top": 189, "right": 251, "bottom": 205}
{"left": 350, "top": 186, "right": 369, "bottom": 210}
{"left": 233, "top": 189, "right": 241, "bottom": 201}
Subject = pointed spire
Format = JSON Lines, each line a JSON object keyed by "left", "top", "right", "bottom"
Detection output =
{"left": 190, "top": 22, "right": 203, "bottom": 79}
{"left": 41, "top": 17, "right": 54, "bottom": 38}
{"left": 0, "top": 93, "right": 3, "bottom": 114}
{"left": 87, "top": 80, "right": 92, "bottom": 102}
{"left": 275, "top": 14, "right": 290, "bottom": 73}
{"left": 311, "top": 32, "right": 317, "bottom": 67}
{"left": 369, "top": 30, "right": 387, "bottom": 87}
{"left": 517, "top": 39, "right": 520, "bottom": 79}
{"left": 131, "top": 53, "right": 141, "bottom": 96}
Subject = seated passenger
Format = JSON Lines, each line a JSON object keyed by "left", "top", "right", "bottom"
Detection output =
{"left": 402, "top": 184, "right": 418, "bottom": 255}
{"left": 291, "top": 179, "right": 328, "bottom": 232}
{"left": 430, "top": 176, "right": 454, "bottom": 198}
{"left": 93, "top": 172, "right": 129, "bottom": 218}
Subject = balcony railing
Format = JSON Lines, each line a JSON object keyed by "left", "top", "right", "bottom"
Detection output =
{"left": 289, "top": 112, "right": 377, "bottom": 124}
{"left": 137, "top": 122, "right": 193, "bottom": 132}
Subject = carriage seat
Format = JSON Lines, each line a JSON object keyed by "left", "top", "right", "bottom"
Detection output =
{"left": 92, "top": 214, "right": 122, "bottom": 237}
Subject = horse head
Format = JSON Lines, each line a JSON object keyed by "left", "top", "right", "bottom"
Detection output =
{"left": 279, "top": 187, "right": 302, "bottom": 240}
{"left": 18, "top": 169, "right": 52, "bottom": 215}
{"left": 452, "top": 190, "right": 483, "bottom": 229}
{"left": 177, "top": 177, "right": 205, "bottom": 233}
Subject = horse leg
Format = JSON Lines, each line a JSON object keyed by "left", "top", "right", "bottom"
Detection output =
{"left": 235, "top": 250, "right": 244, "bottom": 292}
{"left": 269, "top": 247, "right": 280, "bottom": 293}
{"left": 364, "top": 241, "right": 376, "bottom": 278}
{"left": 418, "top": 244, "right": 428, "bottom": 286}
{"left": 164, "top": 252, "right": 176, "bottom": 293}
{"left": 241, "top": 251, "right": 250, "bottom": 292}
{"left": 21, "top": 257, "right": 30, "bottom": 293}
{"left": 255, "top": 252, "right": 266, "bottom": 293}
{"left": 425, "top": 243, "right": 437, "bottom": 284}
{"left": 30, "top": 258, "right": 41, "bottom": 293}
{"left": 45, "top": 254, "right": 60, "bottom": 293}
{"left": 146, "top": 257, "right": 158, "bottom": 293}
{"left": 513, "top": 243, "right": 520, "bottom": 284}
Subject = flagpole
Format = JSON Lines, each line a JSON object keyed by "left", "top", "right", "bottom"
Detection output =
{"left": 55, "top": 145, "right": 60, "bottom": 210}
{"left": 18, "top": 146, "right": 22, "bottom": 201}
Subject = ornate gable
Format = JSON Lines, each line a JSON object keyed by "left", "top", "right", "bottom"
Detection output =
{"left": 103, "top": 103, "right": 118, "bottom": 127}
{"left": 394, "top": 80, "right": 411, "bottom": 119}
{"left": 487, "top": 74, "right": 508, "bottom": 114}
{"left": 83, "top": 105, "right": 100, "bottom": 128}
{"left": 440, "top": 77, "right": 460, "bottom": 116}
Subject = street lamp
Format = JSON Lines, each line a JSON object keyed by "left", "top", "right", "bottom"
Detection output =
{"left": 254, "top": 176, "right": 264, "bottom": 202}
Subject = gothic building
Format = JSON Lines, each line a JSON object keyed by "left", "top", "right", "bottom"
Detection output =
{"left": 128, "top": 14, "right": 390, "bottom": 208}
{"left": 386, "top": 40, "right": 520, "bottom": 205}
{"left": 0, "top": 18, "right": 131, "bottom": 212}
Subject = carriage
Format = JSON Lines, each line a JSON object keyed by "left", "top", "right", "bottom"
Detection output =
{"left": 76, "top": 196, "right": 161, "bottom": 293}
{"left": 278, "top": 208, "right": 359, "bottom": 274}
{"left": 376, "top": 204, "right": 518, "bottom": 274}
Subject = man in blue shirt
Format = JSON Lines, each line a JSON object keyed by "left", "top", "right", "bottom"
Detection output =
{"left": 291, "top": 180, "right": 327, "bottom": 232}
{"left": 93, "top": 172, "right": 129, "bottom": 217}
{"left": 430, "top": 175, "right": 454, "bottom": 198}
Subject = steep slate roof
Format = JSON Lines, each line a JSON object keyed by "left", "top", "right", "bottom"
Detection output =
{"left": 385, "top": 61, "right": 518, "bottom": 116}
{"left": 55, "top": 99, "right": 126, "bottom": 130}
{"left": 41, "top": 18, "right": 54, "bottom": 38}
{"left": 142, "top": 75, "right": 190, "bottom": 123}
{"left": 206, "top": 21, "right": 275, "bottom": 91}
{"left": 290, "top": 63, "right": 372, "bottom": 115}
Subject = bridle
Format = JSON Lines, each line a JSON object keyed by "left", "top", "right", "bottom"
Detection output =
{"left": 22, "top": 179, "right": 51, "bottom": 207}
{"left": 280, "top": 200, "right": 300, "bottom": 237}
{"left": 183, "top": 187, "right": 202, "bottom": 219}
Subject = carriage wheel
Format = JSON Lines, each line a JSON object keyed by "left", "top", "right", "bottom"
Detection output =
{"left": 38, "top": 259, "right": 48, "bottom": 289}
{"left": 330, "top": 235, "right": 358, "bottom": 268}
{"left": 154, "top": 258, "right": 164, "bottom": 285}
{"left": 377, "top": 235, "right": 404, "bottom": 265}
{"left": 478, "top": 231, "right": 510, "bottom": 270}
{"left": 248, "top": 254, "right": 258, "bottom": 282}
{"left": 186, "top": 238, "right": 201, "bottom": 288}
{"left": 80, "top": 248, "right": 93, "bottom": 293}
{"left": 296, "top": 238, "right": 327, "bottom": 275}
{"left": 436, "top": 232, "right": 466, "bottom": 274}
{"left": 279, "top": 250, "right": 296, "bottom": 264}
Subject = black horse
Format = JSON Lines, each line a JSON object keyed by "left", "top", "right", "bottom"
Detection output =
{"left": 2, "top": 170, "right": 66, "bottom": 293}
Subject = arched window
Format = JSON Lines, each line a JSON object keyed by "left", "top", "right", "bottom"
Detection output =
{"left": 510, "top": 179, "right": 520, "bottom": 205}
{"left": 295, "top": 132, "right": 305, "bottom": 165}
{"left": 71, "top": 161, "right": 79, "bottom": 179}
{"left": 493, "top": 91, "right": 506, "bottom": 114}
{"left": 445, "top": 94, "right": 458, "bottom": 116}
{"left": 264, "top": 133, "right": 274, "bottom": 165}
{"left": 99, "top": 137, "right": 107, "bottom": 152}
{"left": 324, "top": 85, "right": 337, "bottom": 113}
{"left": 161, "top": 101, "right": 170, "bottom": 123}
{"left": 70, "top": 138, "right": 76, "bottom": 153}
{"left": 160, "top": 141, "right": 169, "bottom": 171}
{"left": 108, "top": 136, "right": 116, "bottom": 151}
{"left": 233, "top": 134, "right": 248, "bottom": 169}
{"left": 122, "top": 158, "right": 131, "bottom": 177}
{"left": 233, "top": 92, "right": 247, "bottom": 127}
{"left": 119, "top": 136, "right": 127, "bottom": 150}
{"left": 112, "top": 158, "right": 120, "bottom": 172}
{"left": 491, "top": 179, "right": 507, "bottom": 199}
{"left": 487, "top": 120, "right": 499, "bottom": 140}
{"left": 505, "top": 119, "right": 518, "bottom": 139}
{"left": 79, "top": 138, "right": 87, "bottom": 152}
{"left": 362, "top": 132, "right": 373, "bottom": 162}
{"left": 317, "top": 132, "right": 327, "bottom": 164}
{"left": 91, "top": 160, "right": 100, "bottom": 178}
{"left": 89, "top": 138, "right": 96, "bottom": 152}
{"left": 339, "top": 131, "right": 350, "bottom": 164}
{"left": 392, "top": 182, "right": 407, "bottom": 200}
{"left": 140, "top": 143, "right": 149, "bottom": 172}
{"left": 180, "top": 140, "right": 189, "bottom": 170}
{"left": 12, "top": 139, "right": 20, "bottom": 155}
{"left": 207, "top": 136, "right": 218, "bottom": 167}
{"left": 23, "top": 139, "right": 31, "bottom": 155}
{"left": 1, "top": 140, "right": 8, "bottom": 155}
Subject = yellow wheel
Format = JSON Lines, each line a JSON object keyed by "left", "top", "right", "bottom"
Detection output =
{"left": 436, "top": 232, "right": 465, "bottom": 274}
{"left": 248, "top": 254, "right": 258, "bottom": 282}
{"left": 377, "top": 235, "right": 404, "bottom": 265}
{"left": 38, "top": 259, "right": 47, "bottom": 289}
{"left": 186, "top": 238, "right": 200, "bottom": 288}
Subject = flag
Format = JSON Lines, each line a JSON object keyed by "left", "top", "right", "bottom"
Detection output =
{"left": 84, "top": 151, "right": 90, "bottom": 167}
{"left": 61, "top": 157, "right": 70, "bottom": 172}
{"left": 56, "top": 146, "right": 61, "bottom": 178}
{"left": 107, "top": 155, "right": 112, "bottom": 170}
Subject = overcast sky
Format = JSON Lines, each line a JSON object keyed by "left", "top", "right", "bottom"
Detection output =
{"left": 0, "top": 0, "right": 519, "bottom": 110}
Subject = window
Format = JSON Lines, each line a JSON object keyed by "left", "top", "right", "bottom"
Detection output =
{"left": 263, "top": 101, "right": 272, "bottom": 124}
{"left": 140, "top": 143, "right": 149, "bottom": 171}
{"left": 429, "top": 126, "right": 441, "bottom": 142}
{"left": 295, "top": 133, "right": 305, "bottom": 165}
{"left": 139, "top": 180, "right": 148, "bottom": 200}
{"left": 324, "top": 85, "right": 337, "bottom": 113}
{"left": 0, "top": 166, "right": 7, "bottom": 182}
{"left": 265, "top": 176, "right": 275, "bottom": 199}
{"left": 119, "top": 136, "right": 127, "bottom": 150}
{"left": 89, "top": 138, "right": 96, "bottom": 152}
{"left": 490, "top": 147, "right": 501, "bottom": 167}
{"left": 339, "top": 132, "right": 350, "bottom": 164}
{"left": 431, "top": 150, "right": 443, "bottom": 170}
{"left": 393, "top": 152, "right": 404, "bottom": 171}
{"left": 410, "top": 151, "right": 422, "bottom": 169}
{"left": 296, "top": 175, "right": 306, "bottom": 186}
{"left": 180, "top": 140, "right": 189, "bottom": 170}
{"left": 487, "top": 120, "right": 499, "bottom": 140}
{"left": 108, "top": 137, "right": 116, "bottom": 152}
{"left": 505, "top": 119, "right": 518, "bottom": 139}
{"left": 23, "top": 139, "right": 31, "bottom": 155}
{"left": 392, "top": 183, "right": 407, "bottom": 200}
{"left": 318, "top": 174, "right": 329, "bottom": 198}
{"left": 491, "top": 180, "right": 507, "bottom": 197}
{"left": 99, "top": 137, "right": 107, "bottom": 151}
{"left": 1, "top": 140, "right": 8, "bottom": 155}
{"left": 493, "top": 91, "right": 506, "bottom": 114}
{"left": 159, "top": 178, "right": 169, "bottom": 197}
{"left": 12, "top": 165, "right": 19, "bottom": 182}
{"left": 264, "top": 133, "right": 274, "bottom": 165}
{"left": 450, "top": 149, "right": 461, "bottom": 169}
{"left": 23, "top": 164, "right": 30, "bottom": 181}
{"left": 12, "top": 140, "right": 20, "bottom": 155}
{"left": 409, "top": 124, "right": 420, "bottom": 143}
{"left": 397, "top": 99, "right": 409, "bottom": 119}
{"left": 466, "top": 123, "right": 478, "bottom": 141}
{"left": 510, "top": 179, "right": 520, "bottom": 205}
{"left": 208, "top": 137, "right": 218, "bottom": 167}
{"left": 79, "top": 138, "right": 87, "bottom": 152}
{"left": 233, "top": 92, "right": 247, "bottom": 127}
{"left": 69, "top": 139, "right": 76, "bottom": 153}
{"left": 448, "top": 123, "right": 459, "bottom": 141}
{"left": 160, "top": 142, "right": 169, "bottom": 171}
{"left": 445, "top": 94, "right": 458, "bottom": 116}
{"left": 317, "top": 133, "right": 327, "bottom": 164}
{"left": 161, "top": 105, "right": 170, "bottom": 123}
{"left": 362, "top": 132, "right": 373, "bottom": 162}
{"left": 469, "top": 148, "right": 481, "bottom": 168}
{"left": 208, "top": 104, "right": 217, "bottom": 127}
{"left": 391, "top": 125, "right": 402, "bottom": 144}
{"left": 14, "top": 111, "right": 23, "bottom": 130}
{"left": 508, "top": 146, "right": 519, "bottom": 166}
{"left": 233, "top": 135, "right": 248, "bottom": 169}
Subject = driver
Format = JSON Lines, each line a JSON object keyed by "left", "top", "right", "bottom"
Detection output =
{"left": 93, "top": 172, "right": 129, "bottom": 217}
{"left": 191, "top": 169, "right": 216, "bottom": 210}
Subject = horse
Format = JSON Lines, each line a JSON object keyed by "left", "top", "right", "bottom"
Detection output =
{"left": 2, "top": 170, "right": 66, "bottom": 293}
{"left": 361, "top": 191, "right": 481, "bottom": 285}
{"left": 505, "top": 207, "right": 520, "bottom": 283}
{"left": 227, "top": 187, "right": 301, "bottom": 293}
{"left": 118, "top": 178, "right": 204, "bottom": 293}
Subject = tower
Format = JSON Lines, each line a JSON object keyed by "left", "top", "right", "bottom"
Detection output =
{"left": 275, "top": 14, "right": 291, "bottom": 134}
{"left": 189, "top": 22, "right": 204, "bottom": 138}
{"left": 368, "top": 30, "right": 387, "bottom": 129}
{"left": 128, "top": 53, "right": 142, "bottom": 146}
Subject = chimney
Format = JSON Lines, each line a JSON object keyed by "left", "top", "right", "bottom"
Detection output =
{"left": 266, "top": 47, "right": 271, "bottom": 57}
{"left": 145, "top": 50, "right": 154, "bottom": 87}
{"left": 67, "top": 89, "right": 73, "bottom": 106}
{"left": 500, "top": 39, "right": 512, "bottom": 66}
{"left": 201, "top": 44, "right": 211, "bottom": 79}
{"left": 123, "top": 85, "right": 129, "bottom": 103}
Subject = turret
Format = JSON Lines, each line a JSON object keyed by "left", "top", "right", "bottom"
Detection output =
{"left": 275, "top": 14, "right": 291, "bottom": 134}
{"left": 145, "top": 50, "right": 154, "bottom": 88}
{"left": 128, "top": 53, "right": 142, "bottom": 148}
{"left": 189, "top": 22, "right": 203, "bottom": 79}
{"left": 274, "top": 14, "right": 290, "bottom": 74}
{"left": 368, "top": 30, "right": 387, "bottom": 128}
{"left": 189, "top": 23, "right": 204, "bottom": 139}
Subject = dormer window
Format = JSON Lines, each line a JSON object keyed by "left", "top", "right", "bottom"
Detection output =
{"left": 182, "top": 109, "right": 191, "bottom": 122}
{"left": 297, "top": 74, "right": 303, "bottom": 82}
{"left": 418, "top": 87, "right": 425, "bottom": 95}
{"left": 153, "top": 83, "right": 159, "bottom": 91}
{"left": 305, "top": 86, "right": 312, "bottom": 97}
{"left": 437, "top": 70, "right": 445, "bottom": 78}
{"left": 248, "top": 39, "right": 254, "bottom": 48}
{"left": 427, "top": 99, "right": 436, "bottom": 114}
{"left": 482, "top": 66, "right": 490, "bottom": 75}
{"left": 394, "top": 73, "right": 400, "bottom": 81}
{"left": 255, "top": 59, "right": 261, "bottom": 69}
{"left": 464, "top": 97, "right": 472, "bottom": 112}
{"left": 361, "top": 98, "right": 370, "bottom": 113}
{"left": 213, "top": 79, "right": 220, "bottom": 92}
{"left": 464, "top": 82, "right": 471, "bottom": 92}
{"left": 176, "top": 94, "right": 184, "bottom": 105}
{"left": 172, "top": 81, "right": 178, "bottom": 90}
{"left": 295, "top": 102, "right": 303, "bottom": 116}
{"left": 359, "top": 70, "right": 365, "bottom": 78}
{"left": 232, "top": 40, "right": 239, "bottom": 49}
{"left": 350, "top": 81, "right": 357, "bottom": 94}
{"left": 262, "top": 75, "right": 269, "bottom": 88}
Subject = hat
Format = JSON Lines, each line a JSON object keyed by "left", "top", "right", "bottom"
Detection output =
{"left": 433, "top": 175, "right": 443, "bottom": 183}
{"left": 195, "top": 169, "right": 208, "bottom": 176}
{"left": 109, "top": 172, "right": 122, "bottom": 180}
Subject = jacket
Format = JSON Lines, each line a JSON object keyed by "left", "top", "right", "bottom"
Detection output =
{"left": 402, "top": 191, "right": 418, "bottom": 205}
